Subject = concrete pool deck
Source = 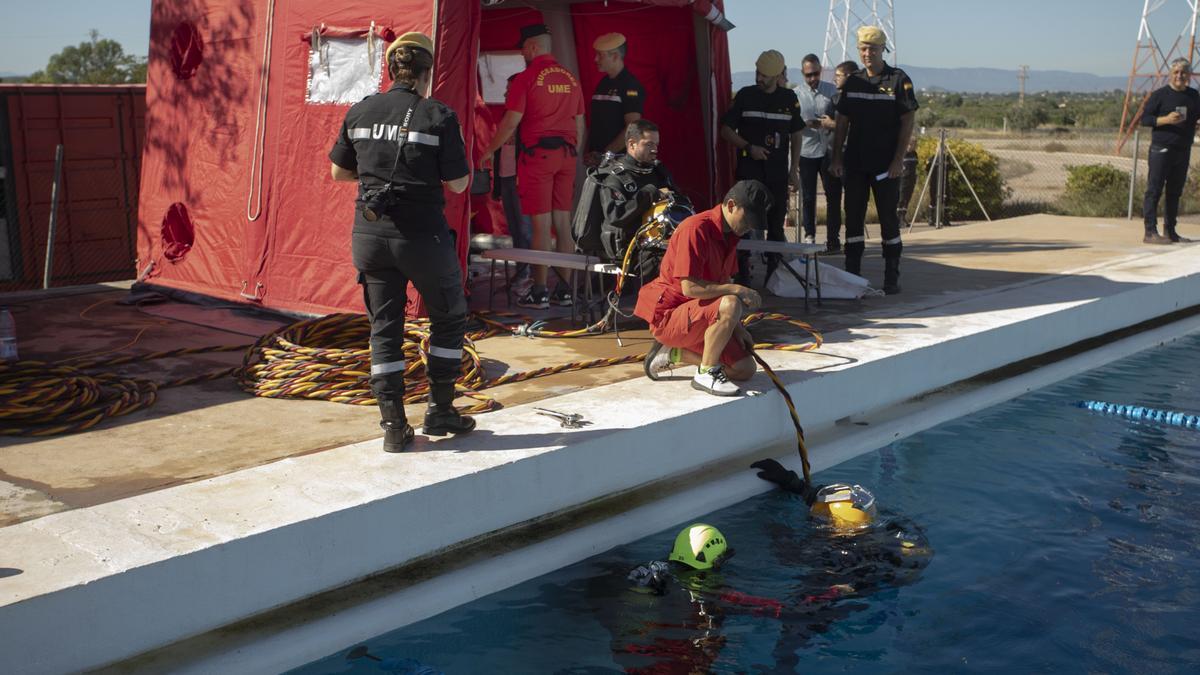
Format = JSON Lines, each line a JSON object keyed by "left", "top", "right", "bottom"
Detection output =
{"left": 2, "top": 214, "right": 1200, "bottom": 673}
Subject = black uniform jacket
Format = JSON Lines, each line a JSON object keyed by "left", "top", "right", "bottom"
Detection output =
{"left": 589, "top": 68, "right": 646, "bottom": 153}
{"left": 330, "top": 83, "right": 469, "bottom": 235}
{"left": 836, "top": 64, "right": 918, "bottom": 174}
{"left": 722, "top": 84, "right": 805, "bottom": 180}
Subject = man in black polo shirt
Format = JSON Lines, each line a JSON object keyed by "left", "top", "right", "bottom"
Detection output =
{"left": 831, "top": 26, "right": 917, "bottom": 295}
{"left": 586, "top": 32, "right": 645, "bottom": 167}
{"left": 721, "top": 49, "right": 806, "bottom": 285}
{"left": 1141, "top": 57, "right": 1200, "bottom": 244}
{"left": 329, "top": 32, "right": 476, "bottom": 451}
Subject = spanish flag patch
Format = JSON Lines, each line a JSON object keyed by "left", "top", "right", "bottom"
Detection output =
{"left": 903, "top": 82, "right": 913, "bottom": 90}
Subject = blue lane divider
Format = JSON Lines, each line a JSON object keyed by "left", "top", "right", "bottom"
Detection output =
{"left": 1078, "top": 400, "right": 1200, "bottom": 429}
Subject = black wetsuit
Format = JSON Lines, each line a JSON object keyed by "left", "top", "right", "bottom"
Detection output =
{"left": 583, "top": 517, "right": 931, "bottom": 673}
{"left": 596, "top": 153, "right": 684, "bottom": 282}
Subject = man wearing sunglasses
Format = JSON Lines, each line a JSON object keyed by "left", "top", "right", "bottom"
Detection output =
{"left": 796, "top": 54, "right": 841, "bottom": 253}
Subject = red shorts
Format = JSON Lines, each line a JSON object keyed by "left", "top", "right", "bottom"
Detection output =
{"left": 517, "top": 147, "right": 577, "bottom": 215}
{"left": 651, "top": 297, "right": 749, "bottom": 367}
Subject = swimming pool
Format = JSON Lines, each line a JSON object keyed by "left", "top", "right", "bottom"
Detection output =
{"left": 292, "top": 333, "right": 1200, "bottom": 673}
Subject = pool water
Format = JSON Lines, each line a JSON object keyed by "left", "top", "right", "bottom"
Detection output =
{"left": 293, "top": 334, "right": 1200, "bottom": 674}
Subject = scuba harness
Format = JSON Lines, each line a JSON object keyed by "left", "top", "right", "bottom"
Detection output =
{"left": 572, "top": 154, "right": 681, "bottom": 269}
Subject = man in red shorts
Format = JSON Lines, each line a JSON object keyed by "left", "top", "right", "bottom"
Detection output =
{"left": 635, "top": 180, "right": 772, "bottom": 396}
{"left": 480, "top": 24, "right": 586, "bottom": 309}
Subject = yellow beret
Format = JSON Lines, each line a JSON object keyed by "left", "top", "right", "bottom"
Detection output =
{"left": 386, "top": 31, "right": 434, "bottom": 64}
{"left": 856, "top": 25, "right": 887, "bottom": 46}
{"left": 756, "top": 50, "right": 786, "bottom": 77}
{"left": 594, "top": 32, "right": 626, "bottom": 52}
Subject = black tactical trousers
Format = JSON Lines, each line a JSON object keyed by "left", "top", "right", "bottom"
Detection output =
{"left": 352, "top": 229, "right": 468, "bottom": 404}
{"left": 734, "top": 164, "right": 788, "bottom": 283}
{"left": 843, "top": 170, "right": 903, "bottom": 269}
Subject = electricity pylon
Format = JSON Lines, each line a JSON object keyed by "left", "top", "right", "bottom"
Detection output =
{"left": 822, "top": 0, "right": 897, "bottom": 72}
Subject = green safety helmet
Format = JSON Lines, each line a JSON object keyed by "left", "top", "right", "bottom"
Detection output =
{"left": 669, "top": 523, "right": 730, "bottom": 570}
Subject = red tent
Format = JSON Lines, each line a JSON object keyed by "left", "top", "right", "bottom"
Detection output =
{"left": 136, "top": 0, "right": 733, "bottom": 316}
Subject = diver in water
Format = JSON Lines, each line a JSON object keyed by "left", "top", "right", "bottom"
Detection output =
{"left": 604, "top": 523, "right": 785, "bottom": 674}
{"left": 751, "top": 457, "right": 933, "bottom": 670}
{"left": 596, "top": 463, "right": 932, "bottom": 672}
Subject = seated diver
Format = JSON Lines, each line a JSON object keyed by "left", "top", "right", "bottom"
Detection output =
{"left": 575, "top": 118, "right": 687, "bottom": 284}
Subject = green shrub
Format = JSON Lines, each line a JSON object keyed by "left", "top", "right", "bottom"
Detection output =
{"left": 1061, "top": 164, "right": 1200, "bottom": 217}
{"left": 1059, "top": 164, "right": 1130, "bottom": 217}
{"left": 913, "top": 137, "right": 1009, "bottom": 220}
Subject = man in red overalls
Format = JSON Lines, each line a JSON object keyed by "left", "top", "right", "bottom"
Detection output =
{"left": 480, "top": 24, "right": 586, "bottom": 309}
{"left": 634, "top": 180, "right": 773, "bottom": 397}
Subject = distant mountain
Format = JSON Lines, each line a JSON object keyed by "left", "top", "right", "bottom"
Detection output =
{"left": 732, "top": 66, "right": 1126, "bottom": 94}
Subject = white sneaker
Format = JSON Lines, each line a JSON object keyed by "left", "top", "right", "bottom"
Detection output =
{"left": 691, "top": 365, "right": 740, "bottom": 396}
{"left": 644, "top": 340, "right": 675, "bottom": 380}
{"left": 802, "top": 234, "right": 816, "bottom": 245}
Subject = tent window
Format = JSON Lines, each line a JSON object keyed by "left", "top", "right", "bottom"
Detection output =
{"left": 478, "top": 52, "right": 527, "bottom": 104}
{"left": 306, "top": 35, "right": 385, "bottom": 105}
{"left": 162, "top": 203, "right": 195, "bottom": 262}
{"left": 170, "top": 22, "right": 204, "bottom": 80}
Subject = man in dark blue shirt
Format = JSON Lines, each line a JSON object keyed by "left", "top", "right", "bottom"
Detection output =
{"left": 1140, "top": 58, "right": 1200, "bottom": 244}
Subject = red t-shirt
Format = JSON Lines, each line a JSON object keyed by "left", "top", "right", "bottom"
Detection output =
{"left": 506, "top": 54, "right": 584, "bottom": 148}
{"left": 634, "top": 205, "right": 742, "bottom": 325}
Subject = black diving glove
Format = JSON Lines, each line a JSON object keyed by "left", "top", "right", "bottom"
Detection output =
{"left": 627, "top": 560, "right": 670, "bottom": 595}
{"left": 751, "top": 459, "right": 820, "bottom": 504}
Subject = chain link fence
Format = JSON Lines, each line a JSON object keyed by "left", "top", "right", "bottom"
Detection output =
{"left": 784, "top": 126, "right": 1200, "bottom": 238}
{"left": 917, "top": 127, "right": 1200, "bottom": 222}
{"left": 0, "top": 86, "right": 144, "bottom": 292}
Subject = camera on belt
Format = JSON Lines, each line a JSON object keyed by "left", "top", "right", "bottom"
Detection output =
{"left": 360, "top": 184, "right": 397, "bottom": 222}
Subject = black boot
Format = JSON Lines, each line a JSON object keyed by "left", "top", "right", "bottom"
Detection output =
{"left": 377, "top": 399, "right": 414, "bottom": 453}
{"left": 423, "top": 380, "right": 476, "bottom": 436}
{"left": 845, "top": 254, "right": 862, "bottom": 277}
{"left": 883, "top": 257, "right": 901, "bottom": 295}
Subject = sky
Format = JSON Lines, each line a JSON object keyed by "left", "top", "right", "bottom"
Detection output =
{"left": 0, "top": 0, "right": 1180, "bottom": 77}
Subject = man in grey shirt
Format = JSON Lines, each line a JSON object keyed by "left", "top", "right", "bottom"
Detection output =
{"left": 795, "top": 54, "right": 840, "bottom": 251}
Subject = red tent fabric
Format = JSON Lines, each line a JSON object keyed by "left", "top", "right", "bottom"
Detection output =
{"left": 136, "top": 0, "right": 731, "bottom": 316}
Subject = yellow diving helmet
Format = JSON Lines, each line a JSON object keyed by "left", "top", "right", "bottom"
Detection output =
{"left": 810, "top": 483, "right": 876, "bottom": 529}
{"left": 669, "top": 523, "right": 731, "bottom": 570}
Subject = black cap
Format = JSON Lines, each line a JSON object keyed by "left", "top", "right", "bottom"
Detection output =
{"left": 725, "top": 180, "right": 774, "bottom": 230}
{"left": 517, "top": 24, "right": 551, "bottom": 48}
